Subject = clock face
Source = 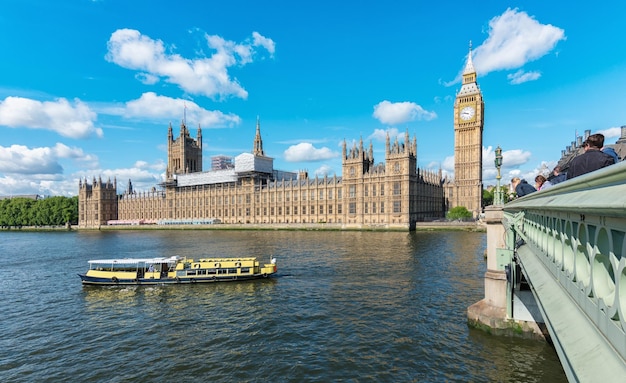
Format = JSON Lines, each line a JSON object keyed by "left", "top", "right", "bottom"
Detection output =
{"left": 460, "top": 106, "right": 475, "bottom": 121}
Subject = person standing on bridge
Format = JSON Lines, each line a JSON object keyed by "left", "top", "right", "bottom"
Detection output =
{"left": 535, "top": 174, "right": 552, "bottom": 191}
{"left": 548, "top": 166, "right": 567, "bottom": 185}
{"left": 567, "top": 133, "right": 615, "bottom": 179}
{"left": 511, "top": 177, "right": 536, "bottom": 198}
{"left": 602, "top": 145, "right": 619, "bottom": 163}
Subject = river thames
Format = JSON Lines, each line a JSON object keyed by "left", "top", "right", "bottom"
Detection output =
{"left": 0, "top": 230, "right": 566, "bottom": 382}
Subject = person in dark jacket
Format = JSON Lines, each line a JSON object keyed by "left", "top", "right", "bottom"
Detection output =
{"left": 567, "top": 134, "right": 615, "bottom": 180}
{"left": 511, "top": 177, "right": 536, "bottom": 198}
{"left": 602, "top": 146, "right": 619, "bottom": 163}
{"left": 548, "top": 166, "right": 567, "bottom": 185}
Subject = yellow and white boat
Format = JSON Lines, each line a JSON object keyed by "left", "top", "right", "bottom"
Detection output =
{"left": 78, "top": 256, "right": 277, "bottom": 285}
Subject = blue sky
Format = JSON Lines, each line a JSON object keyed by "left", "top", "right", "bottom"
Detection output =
{"left": 1, "top": 0, "right": 625, "bottom": 196}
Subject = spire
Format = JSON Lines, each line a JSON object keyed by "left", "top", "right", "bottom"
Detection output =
{"left": 459, "top": 40, "right": 479, "bottom": 94}
{"left": 180, "top": 119, "right": 188, "bottom": 137}
{"left": 463, "top": 40, "right": 475, "bottom": 75}
{"left": 404, "top": 128, "right": 409, "bottom": 147}
{"left": 197, "top": 124, "right": 202, "bottom": 147}
{"left": 253, "top": 115, "right": 264, "bottom": 156}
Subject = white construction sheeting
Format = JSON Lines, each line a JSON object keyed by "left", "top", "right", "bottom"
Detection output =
{"left": 235, "top": 153, "right": 273, "bottom": 174}
{"left": 176, "top": 169, "right": 237, "bottom": 186}
{"left": 174, "top": 153, "right": 284, "bottom": 187}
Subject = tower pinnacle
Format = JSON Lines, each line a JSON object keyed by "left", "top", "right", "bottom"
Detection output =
{"left": 253, "top": 116, "right": 265, "bottom": 156}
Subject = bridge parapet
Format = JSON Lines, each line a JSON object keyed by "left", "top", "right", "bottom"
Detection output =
{"left": 504, "top": 161, "right": 626, "bottom": 379}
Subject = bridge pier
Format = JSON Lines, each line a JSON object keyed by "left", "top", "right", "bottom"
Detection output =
{"left": 467, "top": 205, "right": 546, "bottom": 338}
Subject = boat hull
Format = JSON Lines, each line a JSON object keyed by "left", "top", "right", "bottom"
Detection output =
{"left": 78, "top": 273, "right": 273, "bottom": 286}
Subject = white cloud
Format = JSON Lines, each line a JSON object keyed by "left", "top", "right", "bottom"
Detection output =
{"left": 368, "top": 128, "right": 401, "bottom": 142}
{"left": 106, "top": 29, "right": 275, "bottom": 99}
{"left": 122, "top": 92, "right": 241, "bottom": 127}
{"left": 0, "top": 97, "right": 103, "bottom": 139}
{"left": 372, "top": 101, "right": 436, "bottom": 125}
{"left": 134, "top": 159, "right": 166, "bottom": 172}
{"left": 252, "top": 31, "right": 276, "bottom": 56}
{"left": 501, "top": 148, "right": 533, "bottom": 167}
{"left": 0, "top": 145, "right": 62, "bottom": 174}
{"left": 0, "top": 174, "right": 73, "bottom": 197}
{"left": 136, "top": 72, "right": 159, "bottom": 85}
{"left": 284, "top": 143, "right": 339, "bottom": 162}
{"left": 366, "top": 128, "right": 404, "bottom": 142}
{"left": 426, "top": 155, "right": 454, "bottom": 176}
{"left": 314, "top": 164, "right": 335, "bottom": 177}
{"left": 0, "top": 143, "right": 98, "bottom": 175}
{"left": 507, "top": 69, "right": 541, "bottom": 84}
{"left": 473, "top": 8, "right": 565, "bottom": 76}
{"left": 597, "top": 127, "right": 622, "bottom": 139}
{"left": 482, "top": 145, "right": 532, "bottom": 169}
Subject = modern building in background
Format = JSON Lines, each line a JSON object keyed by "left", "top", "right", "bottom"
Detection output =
{"left": 211, "top": 155, "right": 234, "bottom": 171}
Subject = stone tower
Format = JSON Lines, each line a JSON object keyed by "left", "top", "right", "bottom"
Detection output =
{"left": 167, "top": 120, "right": 202, "bottom": 179}
{"left": 341, "top": 137, "right": 375, "bottom": 219}
{"left": 385, "top": 131, "right": 418, "bottom": 226}
{"left": 78, "top": 176, "right": 118, "bottom": 227}
{"left": 453, "top": 42, "right": 484, "bottom": 217}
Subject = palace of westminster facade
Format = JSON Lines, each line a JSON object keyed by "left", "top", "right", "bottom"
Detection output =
{"left": 78, "top": 48, "right": 484, "bottom": 230}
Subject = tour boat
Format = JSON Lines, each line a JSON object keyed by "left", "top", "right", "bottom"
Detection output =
{"left": 78, "top": 256, "right": 277, "bottom": 285}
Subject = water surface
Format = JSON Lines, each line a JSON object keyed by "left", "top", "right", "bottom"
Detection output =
{"left": 0, "top": 230, "right": 566, "bottom": 382}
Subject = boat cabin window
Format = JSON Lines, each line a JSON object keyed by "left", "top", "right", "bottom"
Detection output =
{"left": 217, "top": 268, "right": 238, "bottom": 275}
{"left": 241, "top": 267, "right": 251, "bottom": 273}
{"left": 91, "top": 262, "right": 139, "bottom": 272}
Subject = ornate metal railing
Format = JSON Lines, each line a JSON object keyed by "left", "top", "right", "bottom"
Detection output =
{"left": 503, "top": 161, "right": 626, "bottom": 379}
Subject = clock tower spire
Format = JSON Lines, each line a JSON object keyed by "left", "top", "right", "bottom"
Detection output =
{"left": 452, "top": 42, "right": 484, "bottom": 217}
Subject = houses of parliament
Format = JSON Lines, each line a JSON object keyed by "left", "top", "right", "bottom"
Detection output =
{"left": 78, "top": 47, "right": 484, "bottom": 230}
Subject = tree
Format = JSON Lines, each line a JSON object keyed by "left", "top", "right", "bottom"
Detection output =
{"left": 0, "top": 196, "right": 78, "bottom": 228}
{"left": 446, "top": 206, "right": 473, "bottom": 220}
{"left": 482, "top": 188, "right": 494, "bottom": 207}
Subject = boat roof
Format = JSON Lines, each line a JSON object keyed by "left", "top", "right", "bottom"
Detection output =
{"left": 87, "top": 256, "right": 268, "bottom": 265}
{"left": 87, "top": 256, "right": 182, "bottom": 265}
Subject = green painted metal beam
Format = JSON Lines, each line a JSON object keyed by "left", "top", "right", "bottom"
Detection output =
{"left": 517, "top": 243, "right": 626, "bottom": 382}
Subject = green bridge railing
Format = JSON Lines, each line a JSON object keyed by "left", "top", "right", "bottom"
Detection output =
{"left": 502, "top": 161, "right": 626, "bottom": 382}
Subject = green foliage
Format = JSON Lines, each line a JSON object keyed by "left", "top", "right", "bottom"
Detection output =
{"left": 0, "top": 196, "right": 78, "bottom": 228}
{"left": 446, "top": 206, "right": 473, "bottom": 220}
{"left": 482, "top": 189, "right": 494, "bottom": 207}
{"left": 482, "top": 186, "right": 511, "bottom": 206}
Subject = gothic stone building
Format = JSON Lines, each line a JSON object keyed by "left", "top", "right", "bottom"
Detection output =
{"left": 79, "top": 117, "right": 447, "bottom": 230}
{"left": 79, "top": 47, "right": 485, "bottom": 229}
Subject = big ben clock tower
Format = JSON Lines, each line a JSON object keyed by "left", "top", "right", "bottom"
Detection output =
{"left": 453, "top": 43, "right": 484, "bottom": 217}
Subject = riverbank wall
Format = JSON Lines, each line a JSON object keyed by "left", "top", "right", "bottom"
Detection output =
{"left": 2, "top": 221, "right": 485, "bottom": 232}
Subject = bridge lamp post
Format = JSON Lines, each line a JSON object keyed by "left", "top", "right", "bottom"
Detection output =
{"left": 494, "top": 146, "right": 503, "bottom": 206}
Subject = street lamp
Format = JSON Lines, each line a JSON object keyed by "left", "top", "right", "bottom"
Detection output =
{"left": 494, "top": 146, "right": 503, "bottom": 205}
